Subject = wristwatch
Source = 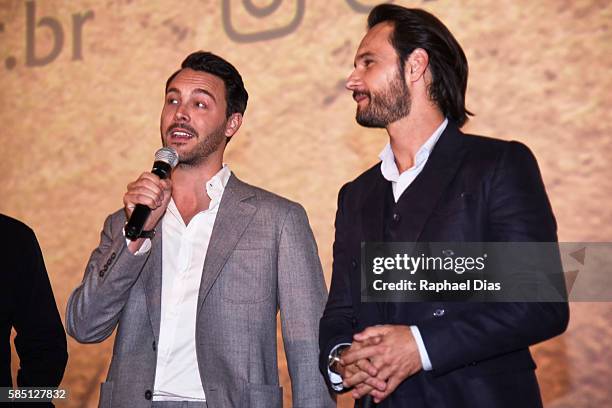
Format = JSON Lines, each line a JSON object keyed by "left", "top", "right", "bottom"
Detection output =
{"left": 328, "top": 345, "right": 350, "bottom": 375}
{"left": 135, "top": 229, "right": 156, "bottom": 240}
{"left": 124, "top": 223, "right": 156, "bottom": 241}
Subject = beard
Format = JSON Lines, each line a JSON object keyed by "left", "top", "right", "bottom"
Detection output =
{"left": 163, "top": 121, "right": 227, "bottom": 167}
{"left": 355, "top": 70, "right": 411, "bottom": 128}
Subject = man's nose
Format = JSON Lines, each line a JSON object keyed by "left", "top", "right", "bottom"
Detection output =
{"left": 345, "top": 69, "right": 361, "bottom": 91}
{"left": 174, "top": 105, "right": 189, "bottom": 122}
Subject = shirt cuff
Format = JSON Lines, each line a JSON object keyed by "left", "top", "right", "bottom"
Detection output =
{"left": 123, "top": 228, "right": 152, "bottom": 255}
{"left": 328, "top": 342, "right": 352, "bottom": 391}
{"left": 410, "top": 325, "right": 432, "bottom": 371}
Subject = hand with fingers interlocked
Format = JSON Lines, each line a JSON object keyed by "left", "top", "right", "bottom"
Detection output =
{"left": 340, "top": 325, "right": 422, "bottom": 404}
{"left": 333, "top": 335, "right": 385, "bottom": 399}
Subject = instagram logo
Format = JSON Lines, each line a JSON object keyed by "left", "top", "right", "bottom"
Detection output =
{"left": 222, "top": 0, "right": 305, "bottom": 42}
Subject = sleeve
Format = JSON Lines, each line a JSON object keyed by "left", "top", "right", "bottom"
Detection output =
{"left": 65, "top": 212, "right": 151, "bottom": 343}
{"left": 12, "top": 227, "right": 68, "bottom": 388}
{"left": 417, "top": 141, "right": 569, "bottom": 376}
{"left": 318, "top": 183, "right": 357, "bottom": 392}
{"left": 277, "top": 203, "right": 335, "bottom": 407}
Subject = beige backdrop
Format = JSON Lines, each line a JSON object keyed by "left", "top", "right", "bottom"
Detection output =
{"left": 1, "top": 0, "right": 611, "bottom": 407}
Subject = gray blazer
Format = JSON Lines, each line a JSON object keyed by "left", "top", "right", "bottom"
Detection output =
{"left": 66, "top": 174, "right": 334, "bottom": 408}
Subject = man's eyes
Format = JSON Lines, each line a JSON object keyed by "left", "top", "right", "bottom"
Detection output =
{"left": 165, "top": 98, "right": 207, "bottom": 109}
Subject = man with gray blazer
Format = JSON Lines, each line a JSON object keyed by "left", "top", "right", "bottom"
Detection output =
{"left": 66, "top": 51, "right": 334, "bottom": 408}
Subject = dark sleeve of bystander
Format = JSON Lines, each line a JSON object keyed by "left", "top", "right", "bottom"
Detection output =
{"left": 0, "top": 214, "right": 68, "bottom": 403}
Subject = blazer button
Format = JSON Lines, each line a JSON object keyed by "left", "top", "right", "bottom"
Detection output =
{"left": 98, "top": 271, "right": 105, "bottom": 277}
{"left": 144, "top": 390, "right": 152, "bottom": 400}
{"left": 433, "top": 308, "right": 445, "bottom": 317}
{"left": 442, "top": 249, "right": 454, "bottom": 257}
{"left": 392, "top": 213, "right": 401, "bottom": 222}
{"left": 351, "top": 260, "right": 358, "bottom": 269}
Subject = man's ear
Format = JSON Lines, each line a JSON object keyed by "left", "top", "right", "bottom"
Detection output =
{"left": 405, "top": 48, "right": 429, "bottom": 83}
{"left": 225, "top": 113, "right": 243, "bottom": 139}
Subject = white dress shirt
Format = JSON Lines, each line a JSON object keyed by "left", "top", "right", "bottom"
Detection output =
{"left": 379, "top": 118, "right": 447, "bottom": 203}
{"left": 328, "top": 119, "right": 448, "bottom": 390}
{"left": 132, "top": 165, "right": 231, "bottom": 401}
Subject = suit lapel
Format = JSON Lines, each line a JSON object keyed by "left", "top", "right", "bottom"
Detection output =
{"left": 396, "top": 120, "right": 467, "bottom": 242}
{"left": 197, "top": 174, "right": 257, "bottom": 314}
{"left": 143, "top": 224, "right": 163, "bottom": 344}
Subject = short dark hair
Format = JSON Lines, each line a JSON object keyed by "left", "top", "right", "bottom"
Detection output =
{"left": 165, "top": 51, "right": 249, "bottom": 118}
{"left": 368, "top": 4, "right": 472, "bottom": 126}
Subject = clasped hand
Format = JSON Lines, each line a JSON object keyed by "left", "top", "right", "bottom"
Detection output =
{"left": 339, "top": 325, "right": 422, "bottom": 403}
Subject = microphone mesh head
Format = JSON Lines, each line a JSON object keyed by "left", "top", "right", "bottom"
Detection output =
{"left": 155, "top": 147, "right": 179, "bottom": 168}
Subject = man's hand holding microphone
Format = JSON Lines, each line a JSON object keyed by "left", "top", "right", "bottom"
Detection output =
{"left": 123, "top": 147, "right": 178, "bottom": 253}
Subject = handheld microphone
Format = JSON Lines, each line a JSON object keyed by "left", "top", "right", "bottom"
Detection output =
{"left": 125, "top": 147, "right": 179, "bottom": 240}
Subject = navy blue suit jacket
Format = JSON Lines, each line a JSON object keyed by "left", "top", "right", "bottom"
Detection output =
{"left": 319, "top": 121, "right": 569, "bottom": 408}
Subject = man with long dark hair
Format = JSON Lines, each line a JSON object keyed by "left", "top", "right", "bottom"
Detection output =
{"left": 319, "top": 4, "right": 568, "bottom": 407}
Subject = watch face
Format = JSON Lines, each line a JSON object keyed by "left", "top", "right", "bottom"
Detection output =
{"left": 329, "top": 358, "right": 341, "bottom": 375}
{"left": 329, "top": 346, "right": 349, "bottom": 374}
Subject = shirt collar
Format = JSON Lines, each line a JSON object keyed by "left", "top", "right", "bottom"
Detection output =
{"left": 205, "top": 164, "right": 231, "bottom": 204}
{"left": 166, "top": 164, "right": 231, "bottom": 221}
{"left": 378, "top": 118, "right": 448, "bottom": 182}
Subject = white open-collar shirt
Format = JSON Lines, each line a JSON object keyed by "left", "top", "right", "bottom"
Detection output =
{"left": 151, "top": 164, "right": 231, "bottom": 401}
